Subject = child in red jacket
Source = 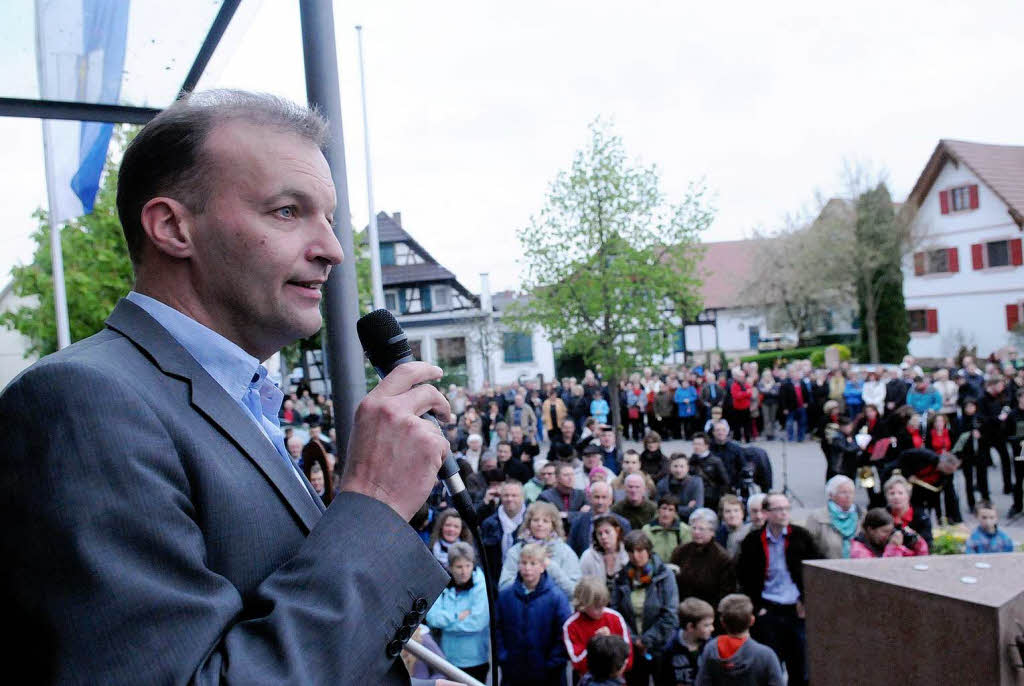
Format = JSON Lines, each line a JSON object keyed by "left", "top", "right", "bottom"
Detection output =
{"left": 564, "top": 576, "right": 633, "bottom": 680}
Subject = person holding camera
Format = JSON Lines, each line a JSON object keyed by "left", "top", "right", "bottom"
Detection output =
{"left": 849, "top": 508, "right": 927, "bottom": 558}
{"left": 882, "top": 475, "right": 930, "bottom": 553}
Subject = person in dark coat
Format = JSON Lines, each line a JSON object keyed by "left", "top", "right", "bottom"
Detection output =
{"left": 496, "top": 543, "right": 572, "bottom": 686}
{"left": 538, "top": 462, "right": 588, "bottom": 526}
{"left": 710, "top": 421, "right": 749, "bottom": 493}
{"left": 977, "top": 377, "right": 1012, "bottom": 495}
{"left": 567, "top": 481, "right": 632, "bottom": 557}
{"left": 639, "top": 432, "right": 670, "bottom": 482}
{"left": 656, "top": 453, "right": 704, "bottom": 522}
{"left": 610, "top": 531, "right": 679, "bottom": 686}
{"left": 736, "top": 494, "right": 820, "bottom": 686}
{"left": 688, "top": 433, "right": 731, "bottom": 514}
{"left": 669, "top": 508, "right": 735, "bottom": 610}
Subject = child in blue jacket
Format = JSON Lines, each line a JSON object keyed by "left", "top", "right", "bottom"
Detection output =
{"left": 591, "top": 390, "right": 610, "bottom": 425}
{"left": 496, "top": 543, "right": 572, "bottom": 686}
{"left": 424, "top": 542, "right": 490, "bottom": 682}
{"left": 965, "top": 502, "right": 1015, "bottom": 554}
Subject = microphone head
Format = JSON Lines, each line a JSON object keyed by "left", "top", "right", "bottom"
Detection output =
{"left": 357, "top": 309, "right": 414, "bottom": 375}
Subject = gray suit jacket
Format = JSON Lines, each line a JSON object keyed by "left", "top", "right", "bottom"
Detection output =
{"left": 0, "top": 299, "right": 448, "bottom": 684}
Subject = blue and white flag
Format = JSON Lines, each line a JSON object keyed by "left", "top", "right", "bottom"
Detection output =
{"left": 35, "top": 0, "right": 129, "bottom": 223}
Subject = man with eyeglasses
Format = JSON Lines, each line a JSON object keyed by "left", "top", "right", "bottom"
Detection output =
{"left": 736, "top": 493, "right": 821, "bottom": 686}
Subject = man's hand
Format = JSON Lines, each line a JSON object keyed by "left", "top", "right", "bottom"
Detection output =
{"left": 595, "top": 627, "right": 611, "bottom": 636}
{"left": 340, "top": 362, "right": 451, "bottom": 521}
{"left": 458, "top": 609, "right": 471, "bottom": 621}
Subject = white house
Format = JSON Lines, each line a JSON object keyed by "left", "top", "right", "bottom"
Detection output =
{"left": 371, "top": 211, "right": 555, "bottom": 389}
{"left": 903, "top": 139, "right": 1024, "bottom": 360}
{"left": 653, "top": 238, "right": 856, "bottom": 364}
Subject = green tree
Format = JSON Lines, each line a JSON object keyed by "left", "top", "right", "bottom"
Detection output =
{"left": 1, "top": 149, "right": 134, "bottom": 357}
{"left": 814, "top": 164, "right": 917, "bottom": 363}
{"left": 509, "top": 119, "right": 713, "bottom": 438}
{"left": 855, "top": 184, "right": 910, "bottom": 362}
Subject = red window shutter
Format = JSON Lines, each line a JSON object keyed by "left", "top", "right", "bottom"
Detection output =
{"left": 926, "top": 309, "right": 938, "bottom": 333}
{"left": 1008, "top": 304, "right": 1021, "bottom": 331}
{"left": 913, "top": 252, "right": 925, "bottom": 275}
{"left": 947, "top": 247, "right": 959, "bottom": 272}
{"left": 1011, "top": 238, "right": 1023, "bottom": 266}
{"left": 971, "top": 243, "right": 984, "bottom": 269}
{"left": 969, "top": 185, "right": 979, "bottom": 209}
{"left": 939, "top": 190, "right": 950, "bottom": 214}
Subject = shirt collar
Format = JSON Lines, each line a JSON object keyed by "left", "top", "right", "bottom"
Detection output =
{"left": 126, "top": 291, "right": 266, "bottom": 405}
{"left": 765, "top": 525, "right": 788, "bottom": 543}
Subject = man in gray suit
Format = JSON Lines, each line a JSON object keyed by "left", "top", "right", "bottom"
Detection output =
{"left": 0, "top": 91, "right": 458, "bottom": 685}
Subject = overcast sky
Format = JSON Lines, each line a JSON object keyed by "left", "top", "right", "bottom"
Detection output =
{"left": 2, "top": 1, "right": 1023, "bottom": 294}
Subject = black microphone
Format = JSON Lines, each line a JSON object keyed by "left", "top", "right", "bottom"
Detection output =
{"left": 356, "top": 308, "right": 476, "bottom": 527}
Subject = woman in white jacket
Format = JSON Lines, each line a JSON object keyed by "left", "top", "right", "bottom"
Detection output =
{"left": 861, "top": 369, "right": 887, "bottom": 415}
{"left": 499, "top": 501, "right": 582, "bottom": 597}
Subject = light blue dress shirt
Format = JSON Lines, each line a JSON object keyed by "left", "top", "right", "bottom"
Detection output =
{"left": 761, "top": 526, "right": 801, "bottom": 605}
{"left": 125, "top": 292, "right": 308, "bottom": 490}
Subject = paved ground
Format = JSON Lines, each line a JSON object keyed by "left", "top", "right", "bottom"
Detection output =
{"left": 618, "top": 435, "right": 1024, "bottom": 545}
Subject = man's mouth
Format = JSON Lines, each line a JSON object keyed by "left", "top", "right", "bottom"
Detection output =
{"left": 288, "top": 279, "right": 325, "bottom": 291}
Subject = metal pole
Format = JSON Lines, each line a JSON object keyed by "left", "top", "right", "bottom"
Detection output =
{"left": 299, "top": 0, "right": 366, "bottom": 455}
{"left": 402, "top": 639, "right": 486, "bottom": 686}
{"left": 355, "top": 25, "right": 385, "bottom": 311}
{"left": 40, "top": 123, "right": 72, "bottom": 350}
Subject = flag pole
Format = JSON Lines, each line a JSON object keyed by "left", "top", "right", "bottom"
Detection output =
{"left": 40, "top": 123, "right": 72, "bottom": 350}
{"left": 355, "top": 25, "right": 385, "bottom": 311}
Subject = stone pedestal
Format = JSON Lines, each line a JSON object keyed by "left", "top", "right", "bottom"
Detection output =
{"left": 804, "top": 553, "right": 1024, "bottom": 686}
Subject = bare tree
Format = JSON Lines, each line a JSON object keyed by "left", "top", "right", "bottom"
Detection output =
{"left": 741, "top": 214, "right": 842, "bottom": 343}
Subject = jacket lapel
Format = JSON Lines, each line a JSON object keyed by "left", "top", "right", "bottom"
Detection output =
{"left": 106, "top": 299, "right": 325, "bottom": 531}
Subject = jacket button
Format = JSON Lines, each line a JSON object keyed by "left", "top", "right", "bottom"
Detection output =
{"left": 413, "top": 597, "right": 428, "bottom": 612}
{"left": 404, "top": 611, "right": 421, "bottom": 626}
{"left": 386, "top": 639, "right": 404, "bottom": 658}
{"left": 397, "top": 625, "right": 413, "bottom": 642}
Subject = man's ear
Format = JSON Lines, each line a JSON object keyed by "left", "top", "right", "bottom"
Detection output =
{"left": 140, "top": 196, "right": 196, "bottom": 260}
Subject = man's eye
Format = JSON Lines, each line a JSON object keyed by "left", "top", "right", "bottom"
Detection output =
{"left": 277, "top": 206, "right": 296, "bottom": 218}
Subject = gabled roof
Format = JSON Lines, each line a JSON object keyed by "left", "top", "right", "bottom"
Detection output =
{"left": 373, "top": 212, "right": 444, "bottom": 265}
{"left": 697, "top": 239, "right": 761, "bottom": 310}
{"left": 907, "top": 139, "right": 1024, "bottom": 229}
{"left": 365, "top": 211, "right": 479, "bottom": 304}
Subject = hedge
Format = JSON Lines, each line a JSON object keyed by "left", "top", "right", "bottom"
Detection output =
{"left": 738, "top": 346, "right": 827, "bottom": 367}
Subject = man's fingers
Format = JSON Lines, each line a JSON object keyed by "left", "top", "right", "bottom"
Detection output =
{"left": 373, "top": 361, "right": 443, "bottom": 397}
{"left": 397, "top": 383, "right": 452, "bottom": 423}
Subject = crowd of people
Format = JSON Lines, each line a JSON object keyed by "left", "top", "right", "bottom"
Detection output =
{"left": 283, "top": 352, "right": 1021, "bottom": 685}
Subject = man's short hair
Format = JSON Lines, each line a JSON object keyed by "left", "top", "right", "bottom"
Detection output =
{"left": 585, "top": 634, "right": 630, "bottom": 681}
{"left": 657, "top": 493, "right": 680, "bottom": 509}
{"left": 974, "top": 500, "right": 997, "bottom": 516}
{"left": 678, "top": 597, "right": 714, "bottom": 628}
{"left": 556, "top": 462, "right": 576, "bottom": 477}
{"left": 582, "top": 445, "right": 603, "bottom": 457}
{"left": 518, "top": 542, "right": 548, "bottom": 563}
{"left": 117, "top": 90, "right": 328, "bottom": 266}
{"left": 691, "top": 432, "right": 710, "bottom": 444}
{"left": 572, "top": 575, "right": 610, "bottom": 611}
{"left": 717, "top": 593, "right": 754, "bottom": 634}
{"left": 669, "top": 452, "right": 688, "bottom": 463}
{"left": 718, "top": 494, "right": 743, "bottom": 517}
